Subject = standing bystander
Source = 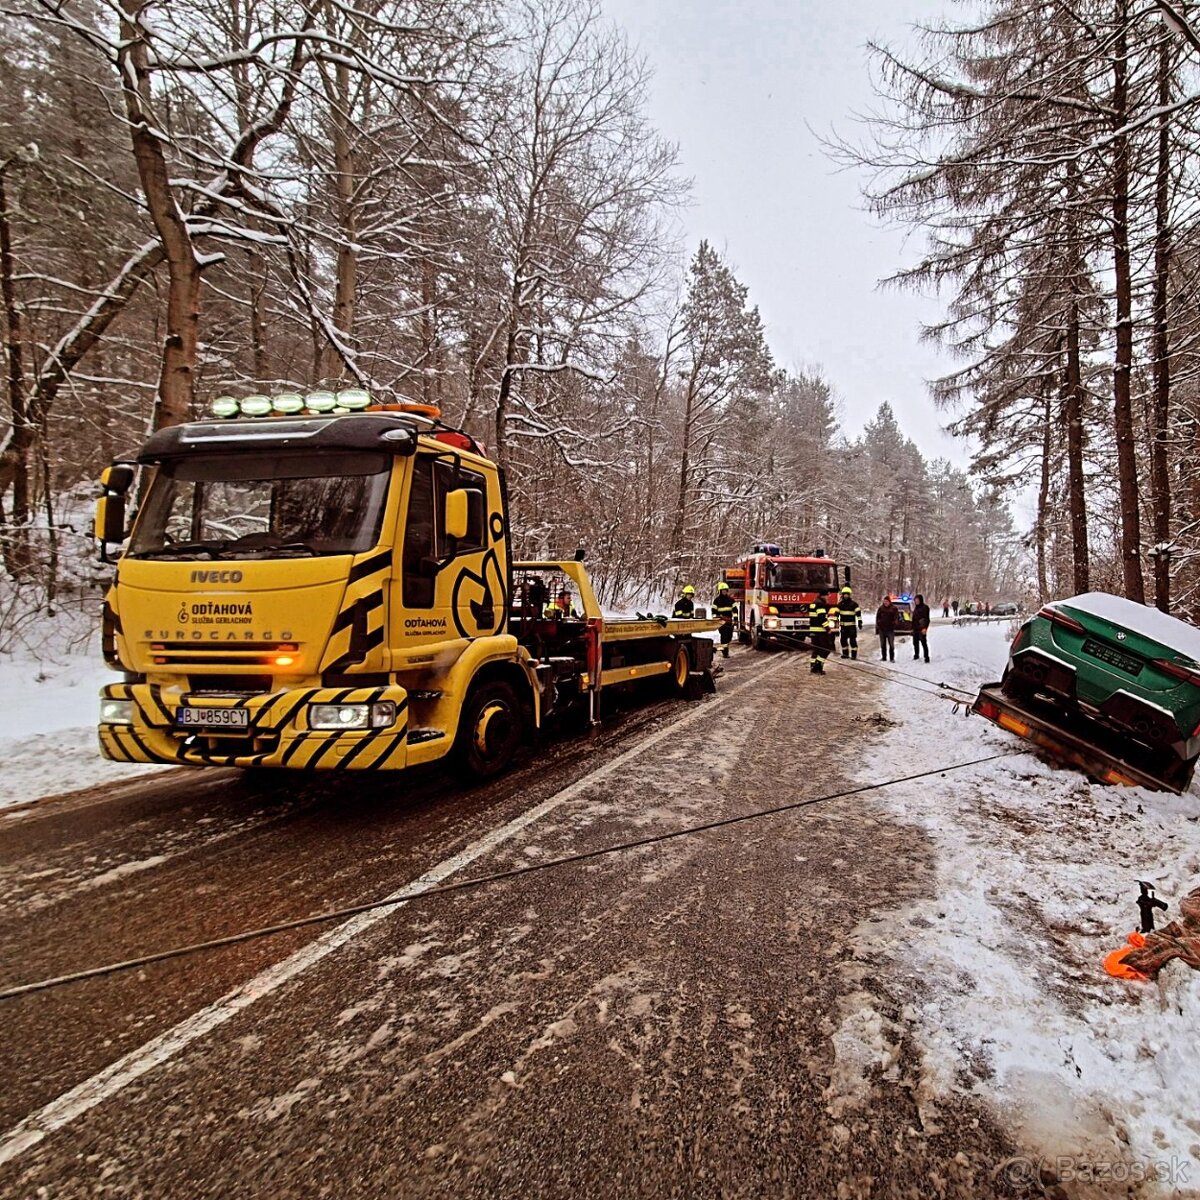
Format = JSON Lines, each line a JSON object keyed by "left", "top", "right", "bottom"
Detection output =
{"left": 876, "top": 595, "right": 899, "bottom": 663}
{"left": 912, "top": 594, "right": 931, "bottom": 663}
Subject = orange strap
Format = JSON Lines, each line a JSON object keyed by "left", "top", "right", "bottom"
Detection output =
{"left": 1103, "top": 945, "right": 1149, "bottom": 981}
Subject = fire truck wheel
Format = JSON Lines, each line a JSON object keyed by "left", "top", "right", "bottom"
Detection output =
{"left": 451, "top": 680, "right": 526, "bottom": 780}
{"left": 751, "top": 624, "right": 768, "bottom": 651}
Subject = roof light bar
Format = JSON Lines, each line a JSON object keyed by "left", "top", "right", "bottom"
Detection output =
{"left": 212, "top": 396, "right": 239, "bottom": 418}
{"left": 337, "top": 388, "right": 371, "bottom": 410}
{"left": 306, "top": 391, "right": 336, "bottom": 413}
{"left": 240, "top": 394, "right": 272, "bottom": 417}
{"left": 272, "top": 393, "right": 304, "bottom": 414}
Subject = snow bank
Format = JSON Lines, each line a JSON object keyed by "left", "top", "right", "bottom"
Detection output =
{"left": 0, "top": 641, "right": 168, "bottom": 810}
{"left": 844, "top": 623, "right": 1200, "bottom": 1191}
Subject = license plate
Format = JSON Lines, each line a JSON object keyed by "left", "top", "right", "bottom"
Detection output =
{"left": 1083, "top": 638, "right": 1142, "bottom": 676}
{"left": 176, "top": 706, "right": 250, "bottom": 732}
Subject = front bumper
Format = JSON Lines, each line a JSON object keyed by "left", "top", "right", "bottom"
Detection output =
{"left": 98, "top": 682, "right": 410, "bottom": 770}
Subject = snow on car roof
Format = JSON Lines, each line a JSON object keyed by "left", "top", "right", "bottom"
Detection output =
{"left": 1056, "top": 591, "right": 1200, "bottom": 660}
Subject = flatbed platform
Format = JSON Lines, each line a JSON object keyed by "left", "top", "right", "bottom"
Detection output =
{"left": 973, "top": 683, "right": 1192, "bottom": 794}
{"left": 603, "top": 617, "right": 722, "bottom": 641}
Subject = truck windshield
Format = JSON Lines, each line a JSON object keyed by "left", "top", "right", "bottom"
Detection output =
{"left": 767, "top": 562, "right": 837, "bottom": 590}
{"left": 127, "top": 451, "right": 390, "bottom": 559}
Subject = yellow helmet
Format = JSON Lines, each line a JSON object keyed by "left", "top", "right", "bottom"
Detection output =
{"left": 682, "top": 585, "right": 695, "bottom": 595}
{"left": 841, "top": 585, "right": 852, "bottom": 595}
{"left": 717, "top": 581, "right": 729, "bottom": 590}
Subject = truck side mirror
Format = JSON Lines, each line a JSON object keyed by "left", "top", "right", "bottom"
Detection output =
{"left": 444, "top": 488, "right": 470, "bottom": 541}
{"left": 843, "top": 566, "right": 852, "bottom": 585}
{"left": 96, "top": 464, "right": 135, "bottom": 562}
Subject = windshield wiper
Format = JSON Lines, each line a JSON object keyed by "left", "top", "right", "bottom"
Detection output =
{"left": 225, "top": 541, "right": 319, "bottom": 559}
{"left": 132, "top": 540, "right": 231, "bottom": 560}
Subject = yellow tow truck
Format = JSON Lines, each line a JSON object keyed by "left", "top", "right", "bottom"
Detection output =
{"left": 95, "top": 393, "right": 720, "bottom": 778}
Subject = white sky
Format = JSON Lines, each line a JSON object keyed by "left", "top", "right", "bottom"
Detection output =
{"left": 602, "top": 0, "right": 969, "bottom": 465}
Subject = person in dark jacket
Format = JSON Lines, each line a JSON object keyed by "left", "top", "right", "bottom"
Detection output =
{"left": 711, "top": 581, "right": 736, "bottom": 657}
{"left": 876, "top": 596, "right": 898, "bottom": 662}
{"left": 912, "top": 594, "right": 931, "bottom": 663}
{"left": 672, "top": 585, "right": 695, "bottom": 617}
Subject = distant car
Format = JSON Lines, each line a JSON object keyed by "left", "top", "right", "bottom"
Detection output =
{"left": 992, "top": 601, "right": 1019, "bottom": 617}
{"left": 1002, "top": 592, "right": 1200, "bottom": 785}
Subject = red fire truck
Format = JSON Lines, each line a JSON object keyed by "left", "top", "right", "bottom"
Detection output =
{"left": 723, "top": 543, "right": 850, "bottom": 650}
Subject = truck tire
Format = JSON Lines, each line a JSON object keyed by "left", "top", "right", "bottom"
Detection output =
{"left": 669, "top": 642, "right": 700, "bottom": 699}
{"left": 751, "top": 624, "right": 768, "bottom": 651}
{"left": 451, "top": 680, "right": 526, "bottom": 780}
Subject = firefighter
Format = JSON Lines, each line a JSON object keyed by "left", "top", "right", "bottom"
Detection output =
{"left": 837, "top": 585, "right": 863, "bottom": 659}
{"left": 673, "top": 585, "right": 696, "bottom": 617}
{"left": 809, "top": 589, "right": 836, "bottom": 675}
{"left": 711, "top": 581, "right": 736, "bottom": 657}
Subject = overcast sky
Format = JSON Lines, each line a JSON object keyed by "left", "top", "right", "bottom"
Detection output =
{"left": 602, "top": 0, "right": 968, "bottom": 464}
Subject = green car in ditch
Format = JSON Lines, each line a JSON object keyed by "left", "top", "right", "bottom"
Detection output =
{"left": 1001, "top": 591, "right": 1200, "bottom": 787}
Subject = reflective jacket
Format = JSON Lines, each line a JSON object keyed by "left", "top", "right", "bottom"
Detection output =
{"left": 712, "top": 592, "right": 735, "bottom": 617}
{"left": 673, "top": 595, "right": 695, "bottom": 618}
{"left": 809, "top": 601, "right": 831, "bottom": 633}
{"left": 838, "top": 598, "right": 862, "bottom": 628}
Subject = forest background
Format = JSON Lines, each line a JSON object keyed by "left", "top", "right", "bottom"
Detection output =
{"left": 12, "top": 0, "right": 1192, "bottom": 648}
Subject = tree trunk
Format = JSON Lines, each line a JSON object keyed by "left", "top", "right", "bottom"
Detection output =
{"left": 118, "top": 0, "right": 201, "bottom": 430}
{"left": 323, "top": 59, "right": 357, "bottom": 382}
{"left": 249, "top": 248, "right": 268, "bottom": 381}
{"left": 1036, "top": 383, "right": 1052, "bottom": 603}
{"left": 1064, "top": 305, "right": 1090, "bottom": 594}
{"left": 0, "top": 165, "right": 31, "bottom": 577}
{"left": 1063, "top": 159, "right": 1090, "bottom": 594}
{"left": 1150, "top": 33, "right": 1173, "bottom": 612}
{"left": 1111, "top": 4, "right": 1146, "bottom": 602}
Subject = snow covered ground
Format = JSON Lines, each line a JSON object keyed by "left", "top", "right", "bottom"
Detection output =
{"left": 842, "top": 622, "right": 1200, "bottom": 1195}
{"left": 0, "top": 642, "right": 168, "bottom": 811}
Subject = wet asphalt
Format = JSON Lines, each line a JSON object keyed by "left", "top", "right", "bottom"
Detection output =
{"left": 0, "top": 648, "right": 1028, "bottom": 1199}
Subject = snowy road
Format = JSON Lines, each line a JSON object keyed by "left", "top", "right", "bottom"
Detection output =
{"left": 0, "top": 631, "right": 1197, "bottom": 1197}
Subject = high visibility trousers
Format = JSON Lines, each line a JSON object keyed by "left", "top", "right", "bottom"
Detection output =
{"left": 811, "top": 631, "right": 833, "bottom": 668}
{"left": 840, "top": 625, "right": 858, "bottom": 656}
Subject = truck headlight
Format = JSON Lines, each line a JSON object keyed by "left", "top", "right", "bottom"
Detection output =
{"left": 763, "top": 617, "right": 781, "bottom": 631}
{"left": 100, "top": 699, "right": 133, "bottom": 725}
{"left": 308, "top": 701, "right": 397, "bottom": 731}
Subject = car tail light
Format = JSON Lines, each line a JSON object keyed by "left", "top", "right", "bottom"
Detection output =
{"left": 1100, "top": 766, "right": 1139, "bottom": 787}
{"left": 1039, "top": 605, "right": 1086, "bottom": 634}
{"left": 1153, "top": 658, "right": 1200, "bottom": 688}
{"left": 997, "top": 712, "right": 1032, "bottom": 737}
{"left": 975, "top": 698, "right": 999, "bottom": 721}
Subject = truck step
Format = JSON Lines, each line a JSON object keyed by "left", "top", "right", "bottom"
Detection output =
{"left": 408, "top": 728, "right": 446, "bottom": 744}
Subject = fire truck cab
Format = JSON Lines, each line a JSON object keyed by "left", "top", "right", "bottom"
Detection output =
{"left": 724, "top": 543, "right": 849, "bottom": 651}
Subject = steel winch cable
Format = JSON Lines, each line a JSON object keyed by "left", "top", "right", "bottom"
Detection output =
{"left": 763, "top": 630, "right": 980, "bottom": 701}
{"left": 0, "top": 747, "right": 1020, "bottom": 1003}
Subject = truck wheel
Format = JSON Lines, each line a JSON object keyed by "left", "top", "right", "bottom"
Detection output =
{"left": 669, "top": 642, "right": 705, "bottom": 700}
{"left": 751, "top": 624, "right": 768, "bottom": 651}
{"left": 451, "top": 680, "right": 525, "bottom": 780}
